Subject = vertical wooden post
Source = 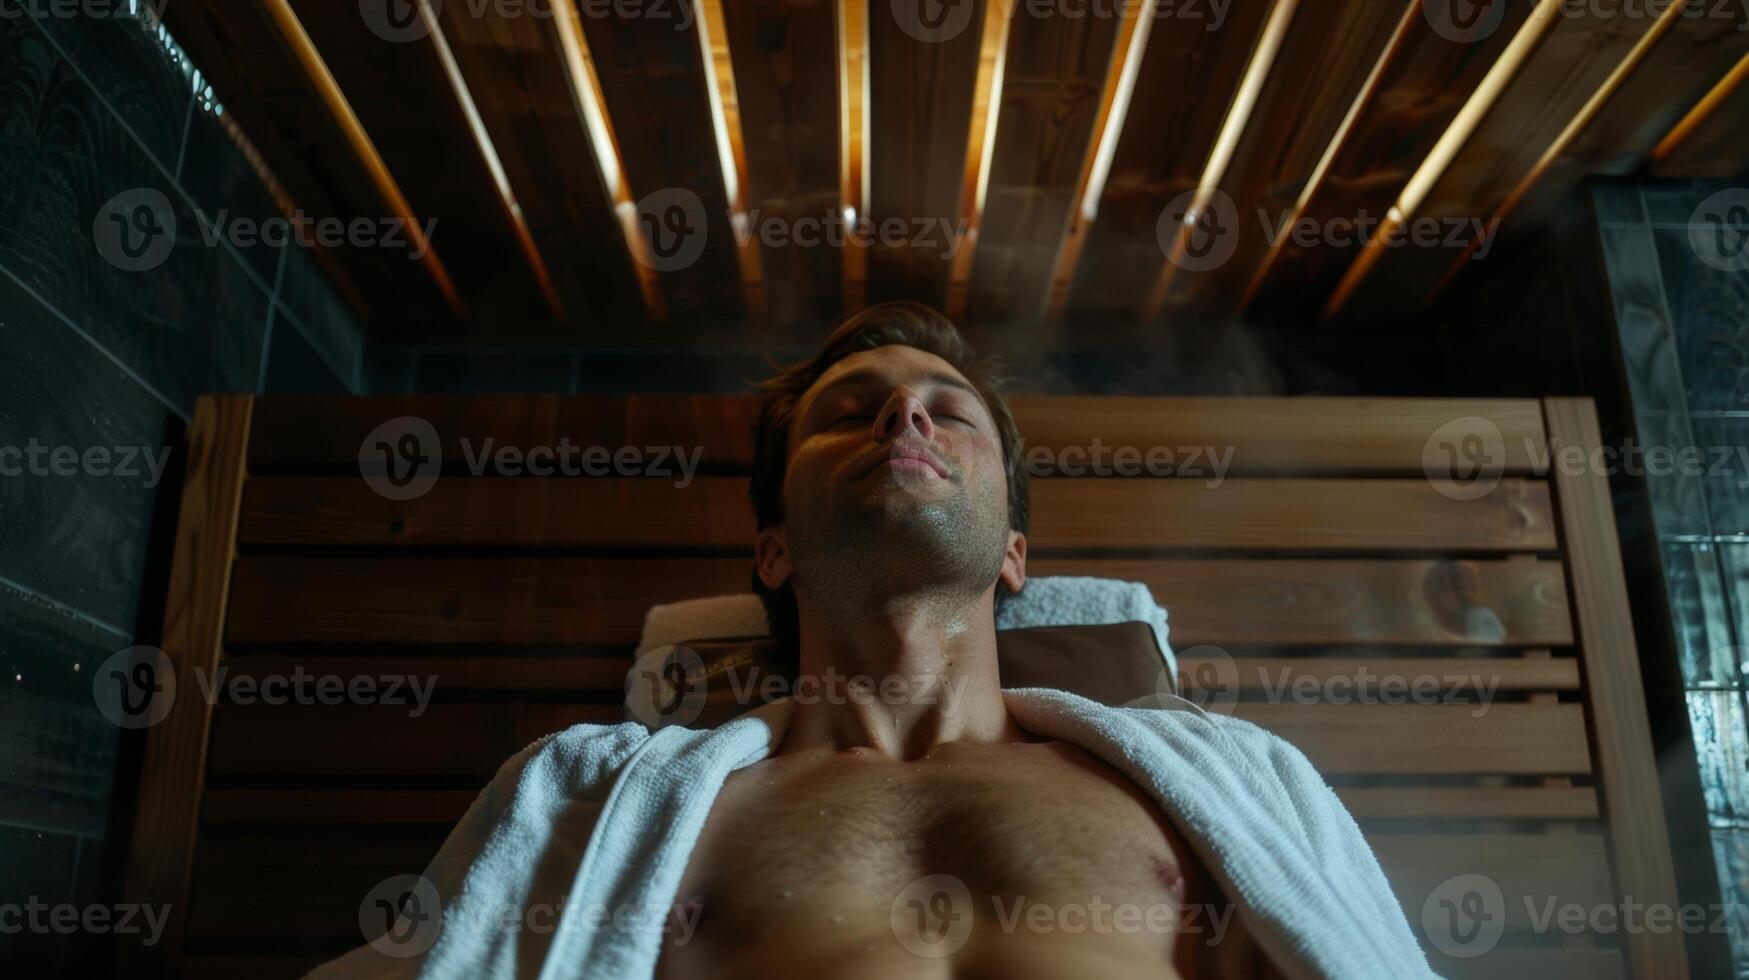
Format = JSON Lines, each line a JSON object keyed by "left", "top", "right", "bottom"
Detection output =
{"left": 1543, "top": 397, "right": 1687, "bottom": 979}
{"left": 119, "top": 395, "right": 253, "bottom": 977}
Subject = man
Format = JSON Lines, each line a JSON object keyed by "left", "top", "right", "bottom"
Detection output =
{"left": 315, "top": 303, "right": 1433, "bottom": 979}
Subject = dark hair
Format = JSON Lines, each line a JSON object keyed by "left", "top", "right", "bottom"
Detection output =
{"left": 749, "top": 302, "right": 1030, "bottom": 672}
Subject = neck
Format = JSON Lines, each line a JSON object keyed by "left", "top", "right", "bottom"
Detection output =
{"left": 776, "top": 589, "right": 1023, "bottom": 759}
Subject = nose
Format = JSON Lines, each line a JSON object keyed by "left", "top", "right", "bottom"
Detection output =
{"left": 872, "top": 387, "right": 934, "bottom": 443}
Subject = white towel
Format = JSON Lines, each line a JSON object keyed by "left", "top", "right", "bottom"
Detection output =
{"left": 638, "top": 576, "right": 1177, "bottom": 684}
{"left": 308, "top": 689, "right": 1435, "bottom": 980}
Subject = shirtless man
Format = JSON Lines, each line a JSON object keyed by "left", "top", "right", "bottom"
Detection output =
{"left": 657, "top": 303, "right": 1289, "bottom": 978}
{"left": 315, "top": 302, "right": 1427, "bottom": 979}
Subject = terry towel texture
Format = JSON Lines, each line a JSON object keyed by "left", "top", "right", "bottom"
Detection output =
{"left": 639, "top": 576, "right": 1177, "bottom": 685}
{"left": 309, "top": 689, "right": 1435, "bottom": 980}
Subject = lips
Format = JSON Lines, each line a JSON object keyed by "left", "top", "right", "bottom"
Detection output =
{"left": 857, "top": 441, "right": 950, "bottom": 480}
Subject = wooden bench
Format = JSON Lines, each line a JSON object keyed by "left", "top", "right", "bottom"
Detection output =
{"left": 119, "top": 394, "right": 1684, "bottom": 978}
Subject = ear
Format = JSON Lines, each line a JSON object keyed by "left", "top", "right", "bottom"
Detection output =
{"left": 754, "top": 525, "right": 793, "bottom": 591}
{"left": 997, "top": 529, "right": 1026, "bottom": 595}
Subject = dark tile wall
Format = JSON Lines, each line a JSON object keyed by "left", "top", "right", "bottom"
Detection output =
{"left": 0, "top": 4, "right": 364, "bottom": 974}
{"left": 1594, "top": 179, "right": 1749, "bottom": 978}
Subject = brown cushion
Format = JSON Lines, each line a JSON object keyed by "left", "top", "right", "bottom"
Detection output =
{"left": 637, "top": 622, "right": 1168, "bottom": 728}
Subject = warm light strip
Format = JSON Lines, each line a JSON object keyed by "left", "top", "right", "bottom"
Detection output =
{"left": 1237, "top": 0, "right": 1421, "bottom": 313}
{"left": 839, "top": 0, "right": 869, "bottom": 311}
{"left": 695, "top": 0, "right": 744, "bottom": 211}
{"left": 259, "top": 0, "right": 464, "bottom": 317}
{"left": 1146, "top": 0, "right": 1299, "bottom": 320}
{"left": 1324, "top": 0, "right": 1560, "bottom": 318}
{"left": 1425, "top": 0, "right": 1690, "bottom": 300}
{"left": 1079, "top": 0, "right": 1155, "bottom": 225}
{"left": 1650, "top": 47, "right": 1749, "bottom": 162}
{"left": 417, "top": 0, "right": 565, "bottom": 321}
{"left": 550, "top": 0, "right": 665, "bottom": 320}
{"left": 945, "top": 0, "right": 1014, "bottom": 321}
{"left": 1047, "top": 0, "right": 1152, "bottom": 321}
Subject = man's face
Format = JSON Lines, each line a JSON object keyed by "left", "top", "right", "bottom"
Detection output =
{"left": 760, "top": 344, "right": 1022, "bottom": 607}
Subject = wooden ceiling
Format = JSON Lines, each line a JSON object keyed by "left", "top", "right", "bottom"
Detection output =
{"left": 161, "top": 0, "right": 1749, "bottom": 346}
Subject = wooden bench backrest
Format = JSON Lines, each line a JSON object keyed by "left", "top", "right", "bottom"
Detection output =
{"left": 121, "top": 394, "right": 1683, "bottom": 979}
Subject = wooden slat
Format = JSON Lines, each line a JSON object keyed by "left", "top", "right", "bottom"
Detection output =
{"left": 1158, "top": 0, "right": 1404, "bottom": 314}
{"left": 1033, "top": 558, "right": 1571, "bottom": 646}
{"left": 580, "top": 3, "right": 746, "bottom": 322}
{"left": 1427, "top": 947, "right": 1625, "bottom": 980}
{"left": 246, "top": 395, "right": 758, "bottom": 471}
{"left": 1542, "top": 398, "right": 1686, "bottom": 979}
{"left": 1242, "top": 0, "right": 1535, "bottom": 319}
{"left": 1346, "top": 5, "right": 1666, "bottom": 315}
{"left": 864, "top": 0, "right": 988, "bottom": 306}
{"left": 244, "top": 395, "right": 1549, "bottom": 475}
{"left": 1062, "top": 0, "right": 1275, "bottom": 324}
{"left": 1651, "top": 50, "right": 1749, "bottom": 177}
{"left": 1235, "top": 704, "right": 1592, "bottom": 774}
{"left": 1177, "top": 656, "right": 1581, "bottom": 693}
{"left": 216, "top": 654, "right": 631, "bottom": 693}
{"left": 1338, "top": 785, "right": 1598, "bottom": 821}
{"left": 961, "top": 3, "right": 1124, "bottom": 326}
{"left": 205, "top": 702, "right": 622, "bottom": 779}
{"left": 283, "top": 0, "right": 559, "bottom": 330}
{"left": 227, "top": 557, "right": 1568, "bottom": 647}
{"left": 721, "top": 0, "right": 844, "bottom": 329}
{"left": 121, "top": 395, "right": 253, "bottom": 978}
{"left": 1372, "top": 832, "right": 1617, "bottom": 931}
{"left": 436, "top": 0, "right": 648, "bottom": 331}
{"left": 1026, "top": 479, "right": 1557, "bottom": 552}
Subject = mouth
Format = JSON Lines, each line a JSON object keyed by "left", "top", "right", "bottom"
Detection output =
{"left": 857, "top": 442, "right": 951, "bottom": 481}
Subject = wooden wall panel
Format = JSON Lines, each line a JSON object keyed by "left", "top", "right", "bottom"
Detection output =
{"left": 962, "top": 4, "right": 1125, "bottom": 326}
{"left": 1062, "top": 0, "right": 1275, "bottom": 326}
{"left": 722, "top": 0, "right": 844, "bottom": 331}
{"left": 436, "top": 2, "right": 647, "bottom": 332}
